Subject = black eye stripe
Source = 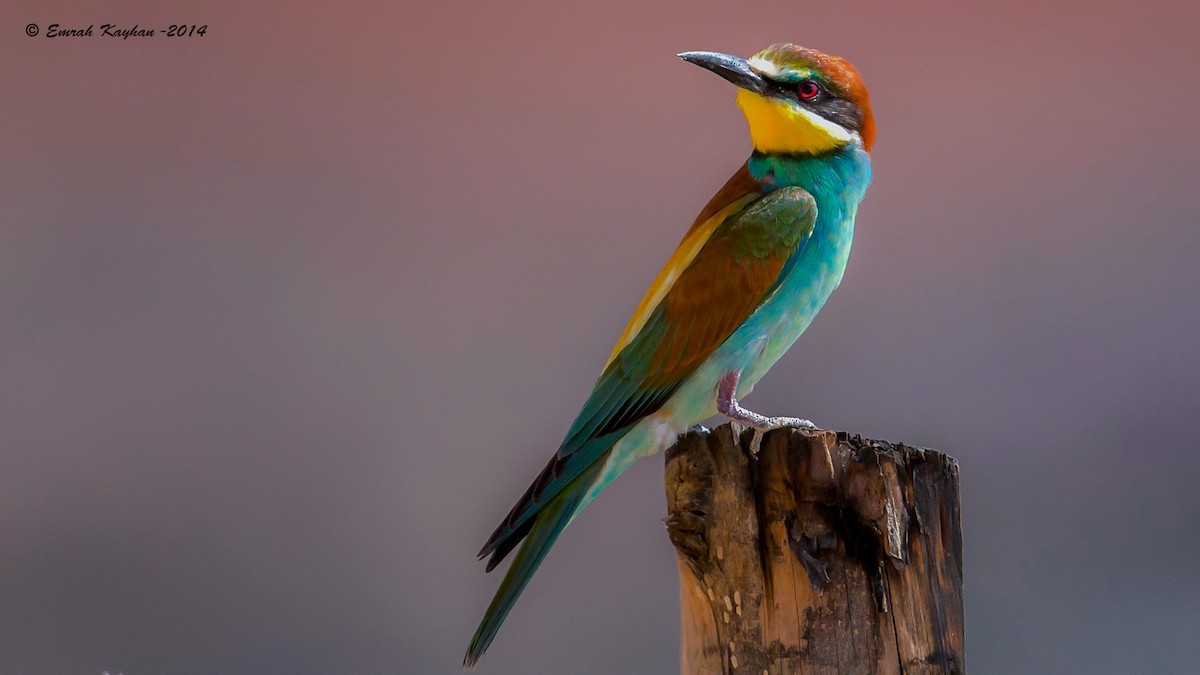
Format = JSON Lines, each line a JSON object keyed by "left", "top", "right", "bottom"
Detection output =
{"left": 766, "top": 80, "right": 797, "bottom": 99}
{"left": 762, "top": 78, "right": 863, "bottom": 134}
{"left": 765, "top": 76, "right": 830, "bottom": 98}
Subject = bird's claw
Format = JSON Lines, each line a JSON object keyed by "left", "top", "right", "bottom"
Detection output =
{"left": 766, "top": 416, "right": 816, "bottom": 430}
{"left": 749, "top": 429, "right": 765, "bottom": 457}
{"left": 746, "top": 417, "right": 816, "bottom": 457}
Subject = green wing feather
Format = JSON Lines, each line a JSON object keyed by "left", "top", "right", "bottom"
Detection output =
{"left": 478, "top": 184, "right": 818, "bottom": 561}
{"left": 465, "top": 184, "right": 817, "bottom": 665}
{"left": 464, "top": 461, "right": 603, "bottom": 668}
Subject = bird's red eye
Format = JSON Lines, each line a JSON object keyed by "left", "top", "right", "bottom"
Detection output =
{"left": 798, "top": 80, "right": 821, "bottom": 100}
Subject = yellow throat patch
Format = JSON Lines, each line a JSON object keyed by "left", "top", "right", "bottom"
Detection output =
{"left": 736, "top": 89, "right": 853, "bottom": 155}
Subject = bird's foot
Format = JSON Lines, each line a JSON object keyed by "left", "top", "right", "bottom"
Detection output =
{"left": 716, "top": 371, "right": 819, "bottom": 456}
{"left": 760, "top": 416, "right": 816, "bottom": 430}
{"left": 746, "top": 417, "right": 817, "bottom": 457}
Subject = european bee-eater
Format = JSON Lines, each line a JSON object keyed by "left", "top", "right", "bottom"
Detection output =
{"left": 465, "top": 43, "right": 874, "bottom": 667}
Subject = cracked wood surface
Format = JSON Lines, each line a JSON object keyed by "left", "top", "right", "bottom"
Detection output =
{"left": 664, "top": 424, "right": 964, "bottom": 674}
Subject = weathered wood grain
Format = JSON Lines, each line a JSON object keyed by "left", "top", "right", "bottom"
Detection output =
{"left": 664, "top": 424, "right": 963, "bottom": 674}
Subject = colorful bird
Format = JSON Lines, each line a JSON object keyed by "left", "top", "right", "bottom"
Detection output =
{"left": 465, "top": 43, "right": 875, "bottom": 667}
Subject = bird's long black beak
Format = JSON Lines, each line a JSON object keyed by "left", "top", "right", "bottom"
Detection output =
{"left": 678, "top": 51, "right": 768, "bottom": 94}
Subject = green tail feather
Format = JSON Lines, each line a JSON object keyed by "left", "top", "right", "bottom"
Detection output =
{"left": 464, "top": 466, "right": 600, "bottom": 668}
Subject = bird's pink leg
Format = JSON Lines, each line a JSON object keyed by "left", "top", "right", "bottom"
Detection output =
{"left": 717, "top": 370, "right": 816, "bottom": 434}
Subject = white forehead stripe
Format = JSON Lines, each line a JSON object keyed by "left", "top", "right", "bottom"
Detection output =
{"left": 748, "top": 57, "right": 780, "bottom": 78}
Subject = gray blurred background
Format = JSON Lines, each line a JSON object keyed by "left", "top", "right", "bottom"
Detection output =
{"left": 3, "top": 1, "right": 1198, "bottom": 673}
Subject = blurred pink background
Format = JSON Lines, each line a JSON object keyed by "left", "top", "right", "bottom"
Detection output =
{"left": 3, "top": 1, "right": 1199, "bottom": 673}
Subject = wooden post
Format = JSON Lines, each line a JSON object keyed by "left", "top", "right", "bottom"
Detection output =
{"left": 664, "top": 424, "right": 964, "bottom": 675}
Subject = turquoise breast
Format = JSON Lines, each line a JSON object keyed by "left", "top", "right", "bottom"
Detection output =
{"left": 735, "top": 146, "right": 872, "bottom": 389}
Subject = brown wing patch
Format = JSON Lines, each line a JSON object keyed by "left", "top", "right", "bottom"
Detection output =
{"left": 647, "top": 227, "right": 788, "bottom": 386}
{"left": 646, "top": 187, "right": 818, "bottom": 387}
